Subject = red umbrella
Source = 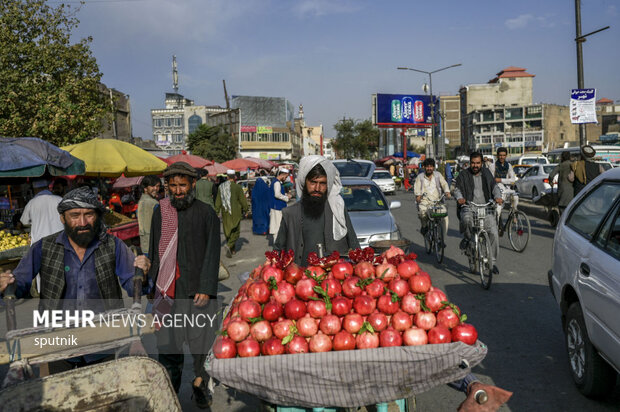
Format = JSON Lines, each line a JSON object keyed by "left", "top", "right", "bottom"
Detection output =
{"left": 112, "top": 175, "right": 144, "bottom": 189}
{"left": 244, "top": 157, "right": 276, "bottom": 169}
{"left": 163, "top": 152, "right": 212, "bottom": 169}
{"left": 204, "top": 162, "right": 228, "bottom": 176}
{"left": 222, "top": 158, "right": 260, "bottom": 171}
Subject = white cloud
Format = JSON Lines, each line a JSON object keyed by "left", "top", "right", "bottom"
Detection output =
{"left": 505, "top": 13, "right": 555, "bottom": 30}
{"left": 505, "top": 14, "right": 534, "bottom": 30}
{"left": 293, "top": 0, "right": 360, "bottom": 17}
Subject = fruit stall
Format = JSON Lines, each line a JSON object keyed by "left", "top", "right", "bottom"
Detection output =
{"left": 206, "top": 246, "right": 487, "bottom": 410}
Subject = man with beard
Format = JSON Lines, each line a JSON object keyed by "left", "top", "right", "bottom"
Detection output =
{"left": 147, "top": 162, "right": 220, "bottom": 409}
{"left": 215, "top": 170, "right": 248, "bottom": 258}
{"left": 274, "top": 155, "right": 359, "bottom": 266}
{"left": 454, "top": 152, "right": 503, "bottom": 274}
{"left": 0, "top": 186, "right": 150, "bottom": 372}
{"left": 414, "top": 158, "right": 451, "bottom": 243}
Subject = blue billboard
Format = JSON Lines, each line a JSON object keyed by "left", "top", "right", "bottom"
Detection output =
{"left": 376, "top": 94, "right": 438, "bottom": 126}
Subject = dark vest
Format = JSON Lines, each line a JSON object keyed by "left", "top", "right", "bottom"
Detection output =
{"left": 280, "top": 202, "right": 351, "bottom": 266}
{"left": 494, "top": 161, "right": 509, "bottom": 179}
{"left": 457, "top": 168, "right": 495, "bottom": 206}
{"left": 39, "top": 234, "right": 122, "bottom": 311}
{"left": 271, "top": 178, "right": 287, "bottom": 210}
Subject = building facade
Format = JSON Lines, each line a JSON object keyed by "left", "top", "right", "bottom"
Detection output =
{"left": 439, "top": 95, "right": 461, "bottom": 155}
{"left": 98, "top": 84, "right": 132, "bottom": 141}
{"left": 233, "top": 96, "right": 302, "bottom": 160}
{"left": 151, "top": 93, "right": 230, "bottom": 155}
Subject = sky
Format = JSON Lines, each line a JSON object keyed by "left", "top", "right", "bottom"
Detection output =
{"left": 62, "top": 0, "right": 620, "bottom": 141}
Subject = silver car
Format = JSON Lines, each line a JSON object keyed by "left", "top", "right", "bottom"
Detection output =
{"left": 371, "top": 169, "right": 396, "bottom": 195}
{"left": 516, "top": 163, "right": 557, "bottom": 199}
{"left": 333, "top": 159, "right": 375, "bottom": 179}
{"left": 548, "top": 167, "right": 620, "bottom": 397}
{"left": 341, "top": 178, "right": 401, "bottom": 248}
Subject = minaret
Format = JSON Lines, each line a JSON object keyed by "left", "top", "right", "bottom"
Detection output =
{"left": 172, "top": 55, "right": 179, "bottom": 94}
{"left": 298, "top": 103, "right": 305, "bottom": 127}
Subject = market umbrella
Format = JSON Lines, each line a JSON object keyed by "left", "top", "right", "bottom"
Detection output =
{"left": 112, "top": 175, "right": 144, "bottom": 189}
{"left": 62, "top": 138, "right": 168, "bottom": 177}
{"left": 204, "top": 162, "right": 228, "bottom": 176}
{"left": 0, "top": 137, "right": 85, "bottom": 177}
{"left": 243, "top": 157, "right": 276, "bottom": 169}
{"left": 222, "top": 158, "right": 260, "bottom": 171}
{"left": 163, "top": 152, "right": 212, "bottom": 169}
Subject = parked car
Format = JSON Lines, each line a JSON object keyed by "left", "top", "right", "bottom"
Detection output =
{"left": 548, "top": 167, "right": 620, "bottom": 397}
{"left": 341, "top": 178, "right": 401, "bottom": 248}
{"left": 515, "top": 163, "right": 557, "bottom": 199}
{"left": 507, "top": 154, "right": 549, "bottom": 166}
{"left": 371, "top": 169, "right": 396, "bottom": 195}
{"left": 332, "top": 159, "right": 375, "bottom": 179}
{"left": 597, "top": 161, "right": 614, "bottom": 172}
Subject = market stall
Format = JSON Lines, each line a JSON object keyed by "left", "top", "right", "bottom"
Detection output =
{"left": 206, "top": 247, "right": 487, "bottom": 410}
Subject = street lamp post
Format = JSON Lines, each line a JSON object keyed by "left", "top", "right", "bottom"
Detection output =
{"left": 398, "top": 64, "right": 461, "bottom": 159}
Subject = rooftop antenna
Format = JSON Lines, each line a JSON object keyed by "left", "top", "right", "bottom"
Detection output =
{"left": 172, "top": 55, "right": 179, "bottom": 94}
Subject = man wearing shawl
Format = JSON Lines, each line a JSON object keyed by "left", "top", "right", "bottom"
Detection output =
{"left": 268, "top": 167, "right": 291, "bottom": 239}
{"left": 215, "top": 169, "right": 248, "bottom": 258}
{"left": 147, "top": 162, "right": 220, "bottom": 408}
{"left": 0, "top": 186, "right": 150, "bottom": 372}
{"left": 251, "top": 171, "right": 272, "bottom": 235}
{"left": 274, "top": 155, "right": 359, "bottom": 265}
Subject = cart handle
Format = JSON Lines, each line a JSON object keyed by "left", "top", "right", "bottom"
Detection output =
{"left": 3, "top": 283, "right": 17, "bottom": 332}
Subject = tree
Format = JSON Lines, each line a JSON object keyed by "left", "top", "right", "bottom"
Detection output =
{"left": 187, "top": 124, "right": 237, "bottom": 163}
{"left": 0, "top": 0, "right": 109, "bottom": 146}
{"left": 332, "top": 118, "right": 379, "bottom": 159}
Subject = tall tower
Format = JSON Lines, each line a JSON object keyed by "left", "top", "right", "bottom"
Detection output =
{"left": 172, "top": 55, "right": 179, "bottom": 94}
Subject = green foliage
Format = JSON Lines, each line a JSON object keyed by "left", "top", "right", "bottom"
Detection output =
{"left": 187, "top": 124, "right": 237, "bottom": 163}
{"left": 331, "top": 118, "right": 379, "bottom": 159}
{"left": 0, "top": 0, "right": 109, "bottom": 146}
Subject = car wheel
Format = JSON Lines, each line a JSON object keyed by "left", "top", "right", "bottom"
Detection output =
{"left": 564, "top": 303, "right": 617, "bottom": 398}
{"left": 532, "top": 187, "right": 539, "bottom": 199}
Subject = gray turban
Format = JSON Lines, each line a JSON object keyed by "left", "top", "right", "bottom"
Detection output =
{"left": 57, "top": 186, "right": 106, "bottom": 215}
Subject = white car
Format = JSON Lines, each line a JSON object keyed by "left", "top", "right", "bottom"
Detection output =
{"left": 516, "top": 163, "right": 557, "bottom": 199}
{"left": 548, "top": 167, "right": 620, "bottom": 397}
{"left": 371, "top": 169, "right": 396, "bottom": 195}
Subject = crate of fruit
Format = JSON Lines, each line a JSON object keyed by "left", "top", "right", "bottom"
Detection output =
{"left": 206, "top": 247, "right": 487, "bottom": 408}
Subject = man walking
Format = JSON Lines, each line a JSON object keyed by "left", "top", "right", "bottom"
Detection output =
{"left": 147, "top": 162, "right": 220, "bottom": 408}
{"left": 21, "top": 178, "right": 64, "bottom": 244}
{"left": 549, "top": 151, "right": 574, "bottom": 215}
{"left": 269, "top": 167, "right": 291, "bottom": 243}
{"left": 414, "top": 158, "right": 451, "bottom": 243}
{"left": 571, "top": 145, "right": 605, "bottom": 195}
{"left": 216, "top": 170, "right": 248, "bottom": 258}
{"left": 454, "top": 152, "right": 503, "bottom": 274}
{"left": 195, "top": 169, "right": 216, "bottom": 209}
{"left": 274, "top": 155, "right": 359, "bottom": 265}
{"left": 137, "top": 175, "right": 160, "bottom": 256}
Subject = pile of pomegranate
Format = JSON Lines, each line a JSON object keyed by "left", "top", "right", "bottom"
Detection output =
{"left": 213, "top": 246, "right": 478, "bottom": 359}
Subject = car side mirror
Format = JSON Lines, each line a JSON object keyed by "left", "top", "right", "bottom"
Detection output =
{"left": 390, "top": 201, "right": 401, "bottom": 209}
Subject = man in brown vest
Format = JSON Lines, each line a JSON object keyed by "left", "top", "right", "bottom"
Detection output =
{"left": 0, "top": 186, "right": 150, "bottom": 372}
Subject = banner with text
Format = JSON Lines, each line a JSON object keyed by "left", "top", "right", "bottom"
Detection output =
{"left": 570, "top": 89, "right": 597, "bottom": 124}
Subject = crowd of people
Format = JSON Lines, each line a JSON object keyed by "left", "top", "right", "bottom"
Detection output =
{"left": 3, "top": 145, "right": 606, "bottom": 410}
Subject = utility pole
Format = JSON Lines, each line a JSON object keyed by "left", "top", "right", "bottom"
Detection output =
{"left": 574, "top": 0, "right": 610, "bottom": 146}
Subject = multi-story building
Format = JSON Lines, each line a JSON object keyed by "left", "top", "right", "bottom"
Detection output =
{"left": 151, "top": 92, "right": 230, "bottom": 155}
{"left": 323, "top": 138, "right": 335, "bottom": 159}
{"left": 294, "top": 104, "right": 323, "bottom": 157}
{"left": 233, "top": 95, "right": 302, "bottom": 160}
{"left": 98, "top": 84, "right": 132, "bottom": 141}
{"left": 597, "top": 98, "right": 620, "bottom": 143}
{"left": 439, "top": 95, "right": 461, "bottom": 156}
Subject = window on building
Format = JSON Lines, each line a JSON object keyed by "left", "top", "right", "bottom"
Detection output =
{"left": 173, "top": 134, "right": 183, "bottom": 143}
{"left": 188, "top": 115, "right": 202, "bottom": 134}
{"left": 561, "top": 133, "right": 564, "bottom": 140}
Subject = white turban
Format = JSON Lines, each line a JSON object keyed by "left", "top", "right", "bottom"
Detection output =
{"left": 297, "top": 155, "right": 347, "bottom": 241}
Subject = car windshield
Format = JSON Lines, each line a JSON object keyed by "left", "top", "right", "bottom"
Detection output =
{"left": 543, "top": 165, "right": 556, "bottom": 174}
{"left": 334, "top": 161, "right": 373, "bottom": 177}
{"left": 341, "top": 184, "right": 388, "bottom": 211}
{"left": 521, "top": 158, "right": 541, "bottom": 165}
{"left": 372, "top": 172, "right": 392, "bottom": 180}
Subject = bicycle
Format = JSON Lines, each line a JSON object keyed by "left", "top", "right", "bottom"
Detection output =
{"left": 420, "top": 193, "right": 447, "bottom": 263}
{"left": 463, "top": 201, "right": 495, "bottom": 290}
{"left": 496, "top": 191, "right": 531, "bottom": 252}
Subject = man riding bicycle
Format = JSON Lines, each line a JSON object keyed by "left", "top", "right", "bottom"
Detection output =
{"left": 487, "top": 147, "right": 517, "bottom": 227}
{"left": 414, "top": 158, "right": 451, "bottom": 244}
{"left": 454, "top": 152, "right": 503, "bottom": 274}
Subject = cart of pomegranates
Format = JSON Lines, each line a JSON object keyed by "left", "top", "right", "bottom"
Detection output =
{"left": 206, "top": 246, "right": 487, "bottom": 411}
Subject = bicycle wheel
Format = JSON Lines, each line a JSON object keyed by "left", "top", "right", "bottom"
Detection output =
{"left": 508, "top": 210, "right": 531, "bottom": 252}
{"left": 477, "top": 231, "right": 493, "bottom": 290}
{"left": 434, "top": 223, "right": 444, "bottom": 264}
{"left": 424, "top": 224, "right": 433, "bottom": 254}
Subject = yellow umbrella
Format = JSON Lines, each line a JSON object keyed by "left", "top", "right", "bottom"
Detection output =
{"left": 62, "top": 138, "right": 168, "bottom": 177}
